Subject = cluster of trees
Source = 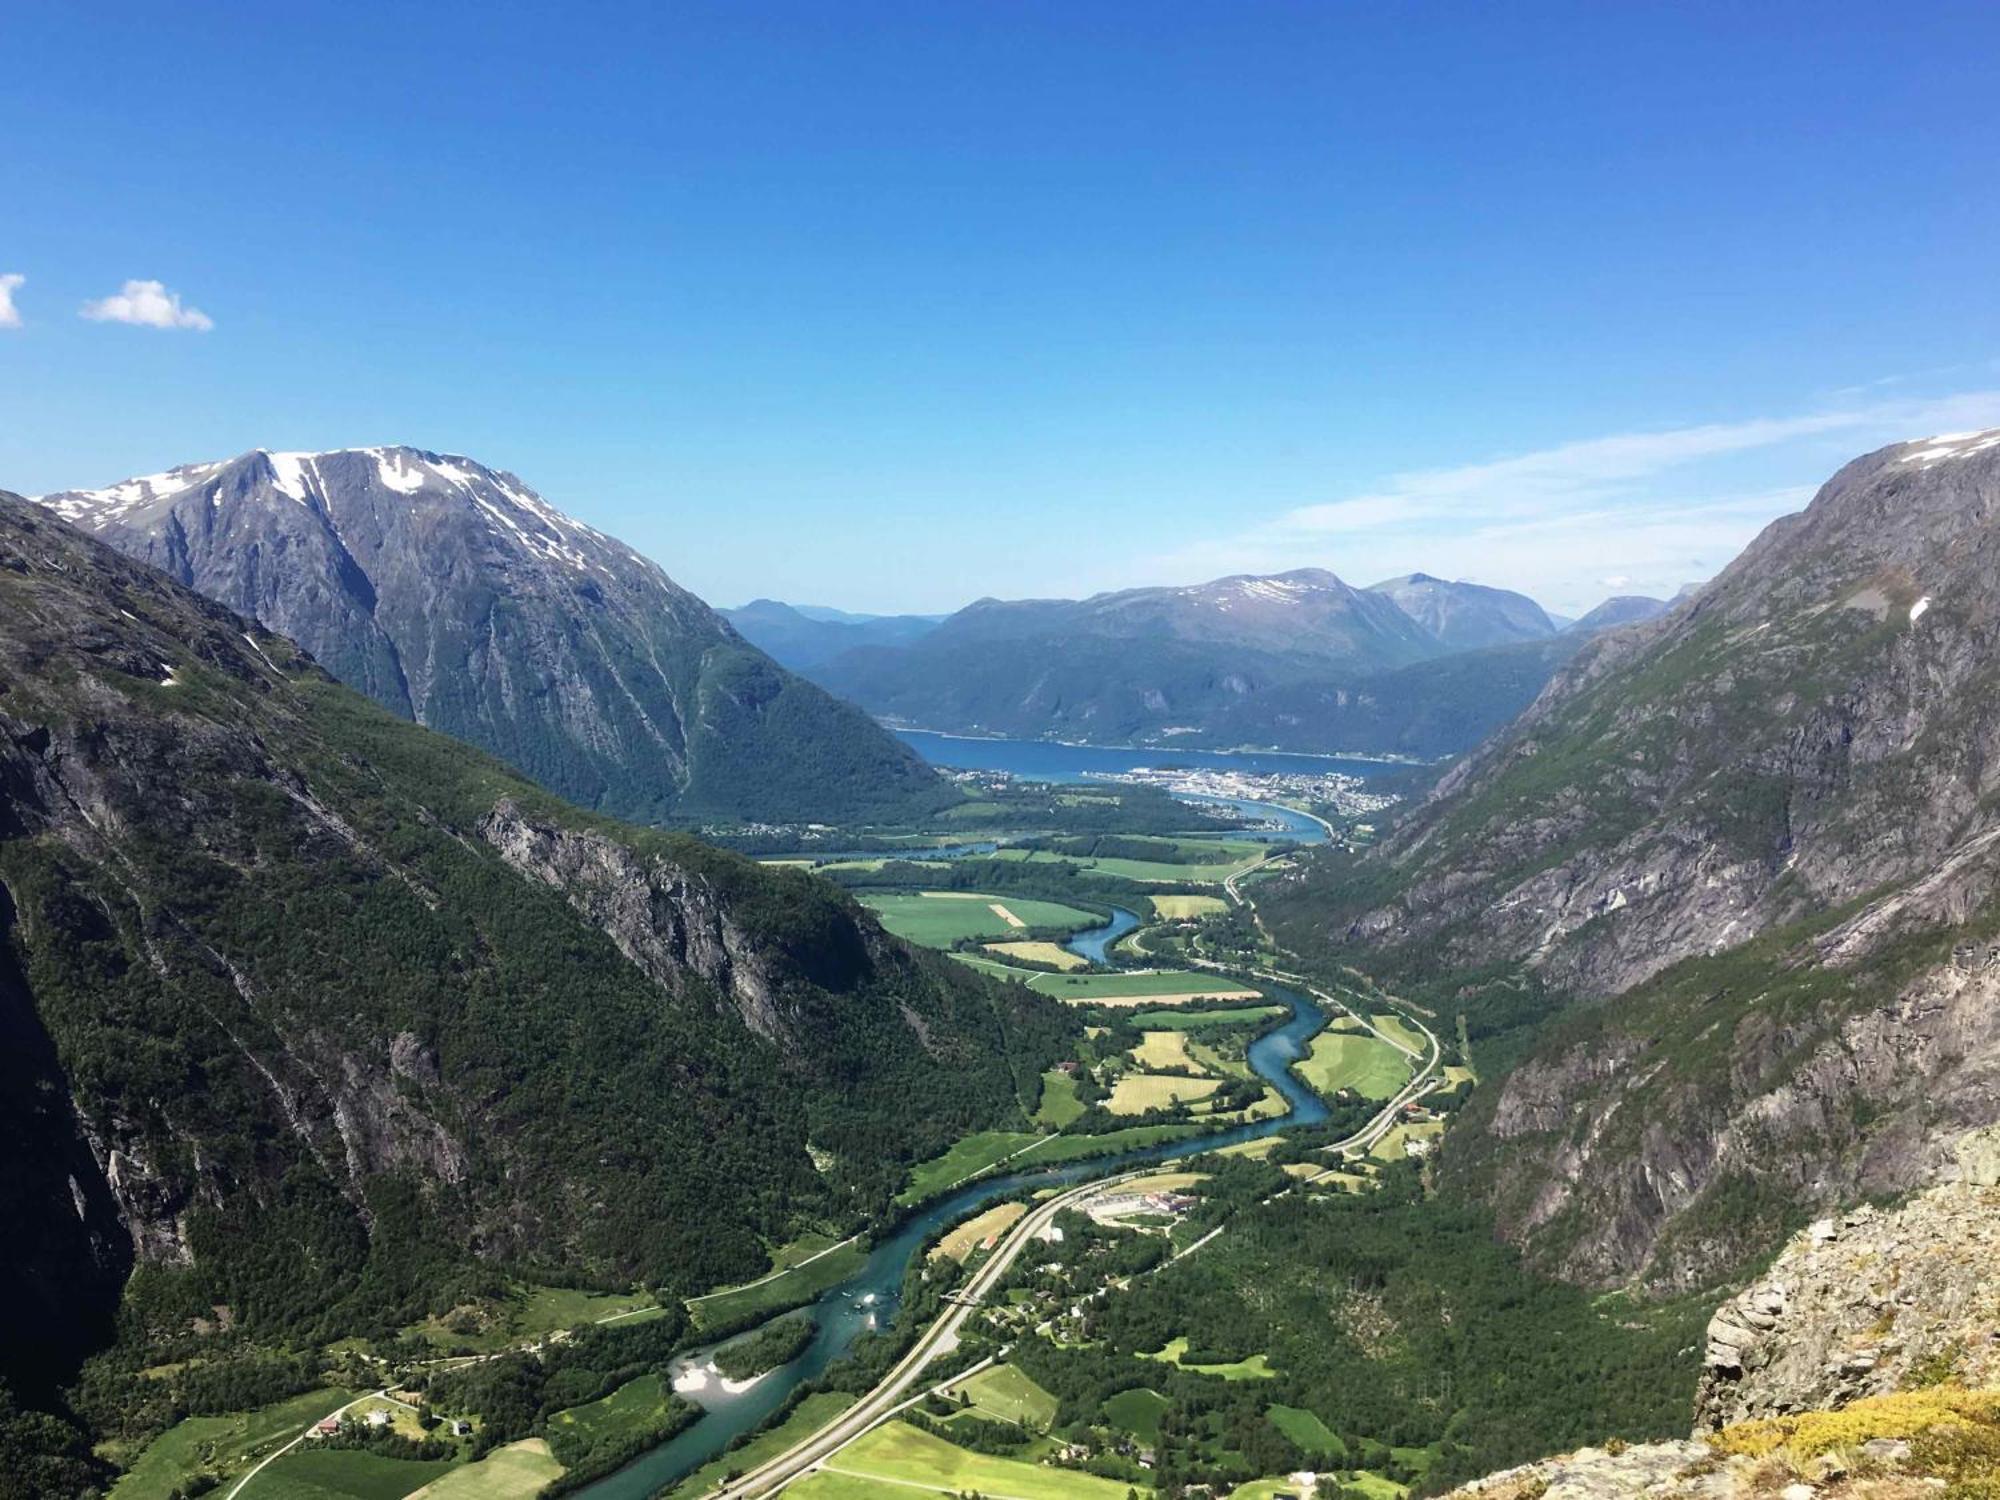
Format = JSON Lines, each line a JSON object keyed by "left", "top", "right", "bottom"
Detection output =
{"left": 712, "top": 1314, "right": 816, "bottom": 1381}
{"left": 1009, "top": 1165, "right": 1710, "bottom": 1496}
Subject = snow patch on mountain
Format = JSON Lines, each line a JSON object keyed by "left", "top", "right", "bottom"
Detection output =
{"left": 1898, "top": 428, "right": 2000, "bottom": 468}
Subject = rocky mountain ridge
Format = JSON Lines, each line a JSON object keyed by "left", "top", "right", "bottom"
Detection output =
{"left": 1263, "top": 430, "right": 2000, "bottom": 1291}
{"left": 37, "top": 447, "right": 951, "bottom": 826}
{"left": 0, "top": 489, "right": 1065, "bottom": 1403}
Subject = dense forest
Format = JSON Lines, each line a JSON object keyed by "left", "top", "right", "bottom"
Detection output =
{"left": 1012, "top": 1166, "right": 1711, "bottom": 1496}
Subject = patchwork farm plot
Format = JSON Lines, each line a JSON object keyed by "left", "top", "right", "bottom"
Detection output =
{"left": 1294, "top": 1029, "right": 1411, "bottom": 1101}
{"left": 856, "top": 890, "right": 1100, "bottom": 947}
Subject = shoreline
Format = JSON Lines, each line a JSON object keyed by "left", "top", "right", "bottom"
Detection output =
{"left": 885, "top": 722, "right": 1438, "bottom": 767}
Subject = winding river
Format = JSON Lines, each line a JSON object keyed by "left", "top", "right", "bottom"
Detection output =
{"left": 575, "top": 979, "right": 1330, "bottom": 1499}
{"left": 574, "top": 750, "right": 1338, "bottom": 1497}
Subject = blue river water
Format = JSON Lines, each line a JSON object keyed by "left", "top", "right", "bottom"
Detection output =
{"left": 575, "top": 979, "right": 1330, "bottom": 1499}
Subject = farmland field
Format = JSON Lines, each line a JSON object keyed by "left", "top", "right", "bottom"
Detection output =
{"left": 1268, "top": 1403, "right": 1346, "bottom": 1457}
{"left": 1100, "top": 1386, "right": 1171, "bottom": 1445}
{"left": 895, "top": 1129, "right": 1043, "bottom": 1204}
{"left": 548, "top": 1371, "right": 678, "bottom": 1451}
{"left": 1034, "top": 1068, "right": 1084, "bottom": 1127}
{"left": 992, "top": 844, "right": 1267, "bottom": 883}
{"left": 1106, "top": 1072, "right": 1221, "bottom": 1114}
{"left": 1144, "top": 1336, "right": 1277, "bottom": 1380}
{"left": 253, "top": 1448, "right": 456, "bottom": 1500}
{"left": 1125, "top": 1003, "right": 1286, "bottom": 1030}
{"left": 857, "top": 891, "right": 1099, "bottom": 947}
{"left": 1131, "top": 1029, "right": 1199, "bottom": 1070}
{"left": 1024, "top": 969, "right": 1263, "bottom": 1003}
{"left": 1370, "top": 1011, "right": 1429, "bottom": 1054}
{"left": 1150, "top": 893, "right": 1228, "bottom": 919}
{"left": 983, "top": 939, "right": 1089, "bottom": 969}
{"left": 1294, "top": 1031, "right": 1410, "bottom": 1101}
{"left": 404, "top": 1282, "right": 658, "bottom": 1353}
{"left": 406, "top": 1442, "right": 564, "bottom": 1499}
{"left": 687, "top": 1239, "right": 868, "bottom": 1328}
{"left": 932, "top": 1201, "right": 1027, "bottom": 1262}
{"left": 794, "top": 1420, "right": 1136, "bottom": 1500}
{"left": 950, "top": 1364, "right": 1060, "bottom": 1430}
{"left": 109, "top": 1388, "right": 359, "bottom": 1500}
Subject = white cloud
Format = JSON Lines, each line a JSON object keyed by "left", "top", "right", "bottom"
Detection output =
{"left": 0, "top": 273, "right": 22, "bottom": 329}
{"left": 1122, "top": 387, "right": 2000, "bottom": 614}
{"left": 80, "top": 278, "right": 214, "bottom": 331}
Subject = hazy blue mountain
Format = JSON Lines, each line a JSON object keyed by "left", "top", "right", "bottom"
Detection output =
{"left": 1568, "top": 594, "right": 1670, "bottom": 633}
{"left": 1365, "top": 572, "right": 1558, "bottom": 650}
{"left": 722, "top": 597, "right": 945, "bottom": 669}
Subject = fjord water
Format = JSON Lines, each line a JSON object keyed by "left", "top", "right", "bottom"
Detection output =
{"left": 575, "top": 982, "right": 1332, "bottom": 1498}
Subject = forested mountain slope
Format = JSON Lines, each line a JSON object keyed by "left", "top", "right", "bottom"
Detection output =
{"left": 37, "top": 448, "right": 951, "bottom": 825}
{"left": 0, "top": 491, "right": 1069, "bottom": 1409}
{"left": 1265, "top": 430, "right": 2000, "bottom": 1291}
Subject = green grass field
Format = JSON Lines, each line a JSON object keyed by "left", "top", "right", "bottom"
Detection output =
{"left": 1125, "top": 1003, "right": 1286, "bottom": 1030}
{"left": 1294, "top": 1031, "right": 1411, "bottom": 1101}
{"left": 404, "top": 1441, "right": 564, "bottom": 1499}
{"left": 1267, "top": 1403, "right": 1346, "bottom": 1457}
{"left": 404, "top": 1281, "right": 658, "bottom": 1353}
{"left": 110, "top": 1388, "right": 359, "bottom": 1500}
{"left": 1023, "top": 969, "right": 1263, "bottom": 1002}
{"left": 1144, "top": 1336, "right": 1277, "bottom": 1380}
{"left": 1100, "top": 1386, "right": 1171, "bottom": 1445}
{"left": 661, "top": 1394, "right": 854, "bottom": 1500}
{"left": 1034, "top": 1068, "right": 1084, "bottom": 1127}
{"left": 1106, "top": 1072, "right": 1221, "bottom": 1114}
{"left": 992, "top": 844, "right": 1266, "bottom": 884}
{"left": 249, "top": 1447, "right": 456, "bottom": 1500}
{"left": 797, "top": 1420, "right": 1136, "bottom": 1499}
{"left": 856, "top": 891, "right": 1099, "bottom": 948}
{"left": 548, "top": 1371, "right": 676, "bottom": 1448}
{"left": 1019, "top": 1122, "right": 1202, "bottom": 1164}
{"left": 1370, "top": 1011, "right": 1429, "bottom": 1054}
{"left": 895, "top": 1129, "right": 1043, "bottom": 1204}
{"left": 688, "top": 1239, "right": 868, "bottom": 1329}
{"left": 1150, "top": 893, "right": 1229, "bottom": 919}
{"left": 953, "top": 1364, "right": 1060, "bottom": 1430}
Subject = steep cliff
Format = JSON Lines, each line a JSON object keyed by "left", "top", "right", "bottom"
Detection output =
{"left": 1269, "top": 431, "right": 2000, "bottom": 1289}
{"left": 37, "top": 447, "right": 953, "bottom": 826}
{"left": 1437, "top": 1129, "right": 2000, "bottom": 1500}
{"left": 0, "top": 490, "right": 1068, "bottom": 1402}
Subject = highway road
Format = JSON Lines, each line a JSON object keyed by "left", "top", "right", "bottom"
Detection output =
{"left": 708, "top": 1166, "right": 1154, "bottom": 1499}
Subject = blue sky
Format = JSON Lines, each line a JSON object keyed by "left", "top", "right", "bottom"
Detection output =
{"left": 5, "top": 1, "right": 1997, "bottom": 615}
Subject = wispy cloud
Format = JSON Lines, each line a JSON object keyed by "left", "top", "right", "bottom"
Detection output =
{"left": 1125, "top": 388, "right": 2000, "bottom": 613}
{"left": 0, "top": 273, "right": 22, "bottom": 329}
{"left": 80, "top": 278, "right": 214, "bottom": 331}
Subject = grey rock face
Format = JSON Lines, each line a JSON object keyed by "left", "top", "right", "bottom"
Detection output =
{"left": 1348, "top": 430, "right": 2000, "bottom": 997}
{"left": 38, "top": 447, "right": 947, "bottom": 825}
{"left": 1694, "top": 1130, "right": 2000, "bottom": 1428}
{"left": 1300, "top": 431, "right": 2000, "bottom": 1287}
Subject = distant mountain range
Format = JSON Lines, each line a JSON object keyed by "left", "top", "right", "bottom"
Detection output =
{"left": 775, "top": 568, "right": 1663, "bottom": 759}
{"left": 37, "top": 449, "right": 953, "bottom": 826}
{"left": 720, "top": 598, "right": 946, "bottom": 669}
